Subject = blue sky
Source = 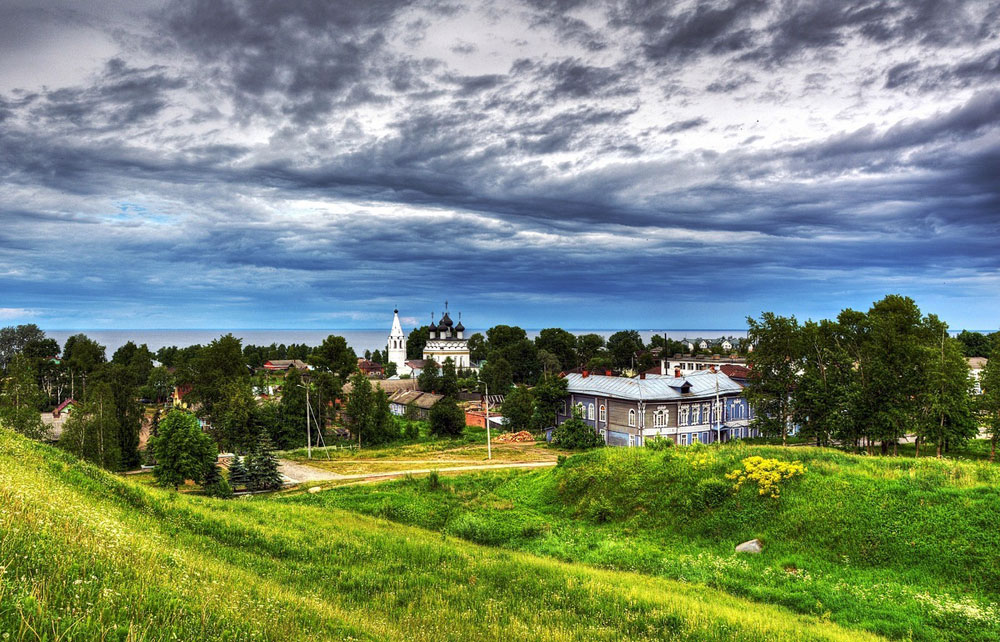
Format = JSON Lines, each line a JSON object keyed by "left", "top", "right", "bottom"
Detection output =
{"left": 1, "top": 0, "right": 998, "bottom": 331}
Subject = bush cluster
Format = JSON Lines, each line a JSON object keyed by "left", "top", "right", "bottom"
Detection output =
{"left": 726, "top": 456, "right": 805, "bottom": 498}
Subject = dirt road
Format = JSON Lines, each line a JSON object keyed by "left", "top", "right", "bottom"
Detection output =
{"left": 278, "top": 459, "right": 556, "bottom": 485}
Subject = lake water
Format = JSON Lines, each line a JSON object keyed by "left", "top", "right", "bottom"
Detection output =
{"left": 43, "top": 329, "right": 749, "bottom": 358}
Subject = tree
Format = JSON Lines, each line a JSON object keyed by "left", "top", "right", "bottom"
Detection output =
{"left": 429, "top": 397, "right": 466, "bottom": 437}
{"left": 63, "top": 333, "right": 106, "bottom": 399}
{"left": 792, "top": 320, "right": 854, "bottom": 447}
{"left": 418, "top": 360, "right": 440, "bottom": 393}
{"left": 345, "top": 372, "right": 396, "bottom": 445}
{"left": 149, "top": 410, "right": 216, "bottom": 490}
{"left": 576, "top": 334, "right": 606, "bottom": 367}
{"left": 277, "top": 366, "right": 307, "bottom": 450}
{"left": 956, "top": 330, "right": 995, "bottom": 358}
{"left": 501, "top": 385, "right": 533, "bottom": 433}
{"left": 981, "top": 342, "right": 1000, "bottom": 461}
{"left": 0, "top": 354, "right": 47, "bottom": 439}
{"left": 438, "top": 357, "right": 459, "bottom": 398}
{"left": 530, "top": 374, "right": 568, "bottom": 432}
{"left": 551, "top": 407, "right": 602, "bottom": 449}
{"left": 467, "top": 333, "right": 487, "bottom": 363}
{"left": 59, "top": 383, "right": 122, "bottom": 469}
{"left": 0, "top": 324, "right": 46, "bottom": 371}
{"left": 227, "top": 455, "right": 249, "bottom": 492}
{"left": 203, "top": 462, "right": 233, "bottom": 498}
{"left": 213, "top": 380, "right": 262, "bottom": 453}
{"left": 384, "top": 361, "right": 398, "bottom": 377}
{"left": 406, "top": 325, "right": 431, "bottom": 360}
{"left": 92, "top": 362, "right": 144, "bottom": 469}
{"left": 918, "top": 323, "right": 975, "bottom": 457}
{"left": 536, "top": 349, "right": 561, "bottom": 375}
{"left": 180, "top": 334, "right": 247, "bottom": 424}
{"left": 479, "top": 356, "right": 512, "bottom": 395}
{"left": 145, "top": 366, "right": 174, "bottom": 403}
{"left": 245, "top": 434, "right": 283, "bottom": 491}
{"left": 111, "top": 341, "right": 154, "bottom": 388}
{"left": 745, "top": 313, "right": 801, "bottom": 446}
{"left": 535, "top": 328, "right": 577, "bottom": 371}
{"left": 607, "top": 330, "right": 643, "bottom": 372}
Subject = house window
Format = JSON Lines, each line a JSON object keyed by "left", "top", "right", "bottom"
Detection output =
{"left": 691, "top": 432, "right": 699, "bottom": 444}
{"left": 680, "top": 405, "right": 689, "bottom": 426}
{"left": 702, "top": 403, "right": 711, "bottom": 423}
{"left": 653, "top": 409, "right": 668, "bottom": 428}
{"left": 628, "top": 434, "right": 635, "bottom": 447}
{"left": 599, "top": 404, "right": 606, "bottom": 422}
{"left": 691, "top": 405, "right": 700, "bottom": 425}
{"left": 628, "top": 409, "right": 636, "bottom": 427}
{"left": 713, "top": 402, "right": 722, "bottom": 423}
{"left": 587, "top": 403, "right": 595, "bottom": 420}
{"left": 702, "top": 432, "right": 709, "bottom": 443}
{"left": 575, "top": 402, "right": 584, "bottom": 417}
{"left": 560, "top": 401, "right": 567, "bottom": 416}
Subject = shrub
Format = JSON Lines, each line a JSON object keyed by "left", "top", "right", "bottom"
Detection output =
{"left": 205, "top": 476, "right": 234, "bottom": 499}
{"left": 646, "top": 436, "right": 674, "bottom": 451}
{"left": 551, "top": 408, "right": 602, "bottom": 450}
{"left": 693, "top": 478, "right": 731, "bottom": 509}
{"left": 427, "top": 470, "right": 441, "bottom": 490}
{"left": 726, "top": 456, "right": 806, "bottom": 498}
{"left": 429, "top": 398, "right": 466, "bottom": 437}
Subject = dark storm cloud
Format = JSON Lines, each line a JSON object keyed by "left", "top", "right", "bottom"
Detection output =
{"left": 1, "top": 0, "right": 998, "bottom": 328}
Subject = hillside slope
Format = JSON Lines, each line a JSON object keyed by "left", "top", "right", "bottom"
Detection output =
{"left": 0, "top": 429, "right": 877, "bottom": 641}
{"left": 299, "top": 443, "right": 1000, "bottom": 641}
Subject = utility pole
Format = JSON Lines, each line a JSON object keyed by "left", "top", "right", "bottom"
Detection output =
{"left": 484, "top": 381, "right": 492, "bottom": 460}
{"left": 306, "top": 383, "right": 311, "bottom": 459}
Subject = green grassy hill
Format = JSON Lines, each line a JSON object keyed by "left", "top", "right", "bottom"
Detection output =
{"left": 295, "top": 443, "right": 1000, "bottom": 641}
{"left": 0, "top": 428, "right": 876, "bottom": 642}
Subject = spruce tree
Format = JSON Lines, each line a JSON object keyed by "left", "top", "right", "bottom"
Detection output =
{"left": 227, "top": 455, "right": 249, "bottom": 492}
{"left": 247, "top": 435, "right": 283, "bottom": 491}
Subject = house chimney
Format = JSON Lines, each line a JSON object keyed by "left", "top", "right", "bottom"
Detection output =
{"left": 709, "top": 365, "right": 717, "bottom": 373}
{"left": 674, "top": 367, "right": 682, "bottom": 378}
{"left": 582, "top": 370, "right": 589, "bottom": 378}
{"left": 640, "top": 372, "right": 646, "bottom": 380}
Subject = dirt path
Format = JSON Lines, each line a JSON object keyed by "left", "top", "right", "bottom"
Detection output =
{"left": 278, "top": 459, "right": 556, "bottom": 485}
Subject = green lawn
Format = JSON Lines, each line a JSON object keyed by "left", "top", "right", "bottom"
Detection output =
{"left": 0, "top": 428, "right": 875, "bottom": 641}
{"left": 287, "top": 442, "right": 1000, "bottom": 641}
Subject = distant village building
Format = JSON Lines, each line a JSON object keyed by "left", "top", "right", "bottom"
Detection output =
{"left": 555, "top": 369, "right": 756, "bottom": 447}
{"left": 388, "top": 390, "right": 442, "bottom": 419}
{"left": 387, "top": 309, "right": 408, "bottom": 375}
{"left": 969, "top": 357, "right": 988, "bottom": 394}
{"left": 423, "top": 303, "right": 473, "bottom": 369}
{"left": 262, "top": 359, "right": 310, "bottom": 372}
{"left": 357, "top": 358, "right": 384, "bottom": 378}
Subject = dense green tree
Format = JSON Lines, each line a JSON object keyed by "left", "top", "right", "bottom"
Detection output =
{"left": 92, "top": 362, "right": 144, "bottom": 469}
{"left": 501, "top": 385, "right": 533, "bottom": 433}
{"left": 345, "top": 372, "right": 396, "bottom": 446}
{"left": 149, "top": 410, "right": 216, "bottom": 490}
{"left": 745, "top": 313, "right": 801, "bottom": 446}
{"left": 530, "top": 374, "right": 569, "bottom": 432}
{"left": 956, "top": 330, "right": 996, "bottom": 358}
{"left": 607, "top": 330, "right": 643, "bottom": 372}
{"left": 535, "top": 328, "right": 577, "bottom": 371}
{"left": 551, "top": 407, "right": 602, "bottom": 450}
{"left": 429, "top": 397, "right": 466, "bottom": 437}
{"left": 246, "top": 434, "right": 283, "bottom": 491}
{"left": 406, "top": 325, "right": 431, "bottom": 360}
{"left": 111, "top": 341, "right": 155, "bottom": 388}
{"left": 918, "top": 323, "right": 975, "bottom": 457}
{"left": 180, "top": 334, "right": 247, "bottom": 424}
{"left": 212, "top": 380, "right": 262, "bottom": 452}
{"left": 438, "top": 358, "right": 459, "bottom": 398}
{"left": 309, "top": 335, "right": 357, "bottom": 381}
{"left": 981, "top": 342, "right": 1000, "bottom": 461}
{"left": 202, "top": 462, "right": 233, "bottom": 498}
{"left": 0, "top": 324, "right": 46, "bottom": 371}
{"left": 59, "top": 383, "right": 121, "bottom": 469}
{"left": 536, "top": 349, "right": 561, "bottom": 375}
{"left": 467, "top": 332, "right": 487, "bottom": 363}
{"left": 227, "top": 455, "right": 249, "bottom": 491}
{"left": 63, "top": 333, "right": 106, "bottom": 399}
{"left": 384, "top": 361, "right": 398, "bottom": 377}
{"left": 479, "top": 356, "right": 512, "bottom": 395}
{"left": 144, "top": 366, "right": 174, "bottom": 403}
{"left": 575, "top": 334, "right": 606, "bottom": 368}
{"left": 418, "top": 359, "right": 440, "bottom": 393}
{"left": 792, "top": 320, "right": 854, "bottom": 447}
{"left": 277, "top": 367, "right": 307, "bottom": 450}
{"left": 0, "top": 354, "right": 47, "bottom": 439}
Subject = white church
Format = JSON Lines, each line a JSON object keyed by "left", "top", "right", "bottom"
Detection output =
{"left": 387, "top": 304, "right": 473, "bottom": 376}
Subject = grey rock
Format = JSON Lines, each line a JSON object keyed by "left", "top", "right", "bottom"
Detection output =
{"left": 735, "top": 538, "right": 763, "bottom": 554}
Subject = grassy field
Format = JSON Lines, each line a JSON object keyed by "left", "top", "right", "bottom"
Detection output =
{"left": 280, "top": 425, "right": 570, "bottom": 469}
{"left": 288, "top": 442, "right": 1000, "bottom": 642}
{"left": 0, "top": 428, "right": 878, "bottom": 641}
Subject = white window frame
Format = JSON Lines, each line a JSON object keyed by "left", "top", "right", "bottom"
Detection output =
{"left": 680, "top": 405, "right": 689, "bottom": 426}
{"left": 575, "top": 402, "right": 584, "bottom": 417}
{"left": 628, "top": 434, "right": 635, "bottom": 447}
{"left": 599, "top": 404, "right": 606, "bottom": 422}
{"left": 588, "top": 403, "right": 595, "bottom": 421}
{"left": 628, "top": 409, "right": 636, "bottom": 427}
{"left": 560, "top": 401, "right": 567, "bottom": 416}
{"left": 691, "top": 432, "right": 699, "bottom": 444}
{"left": 691, "top": 404, "right": 700, "bottom": 425}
